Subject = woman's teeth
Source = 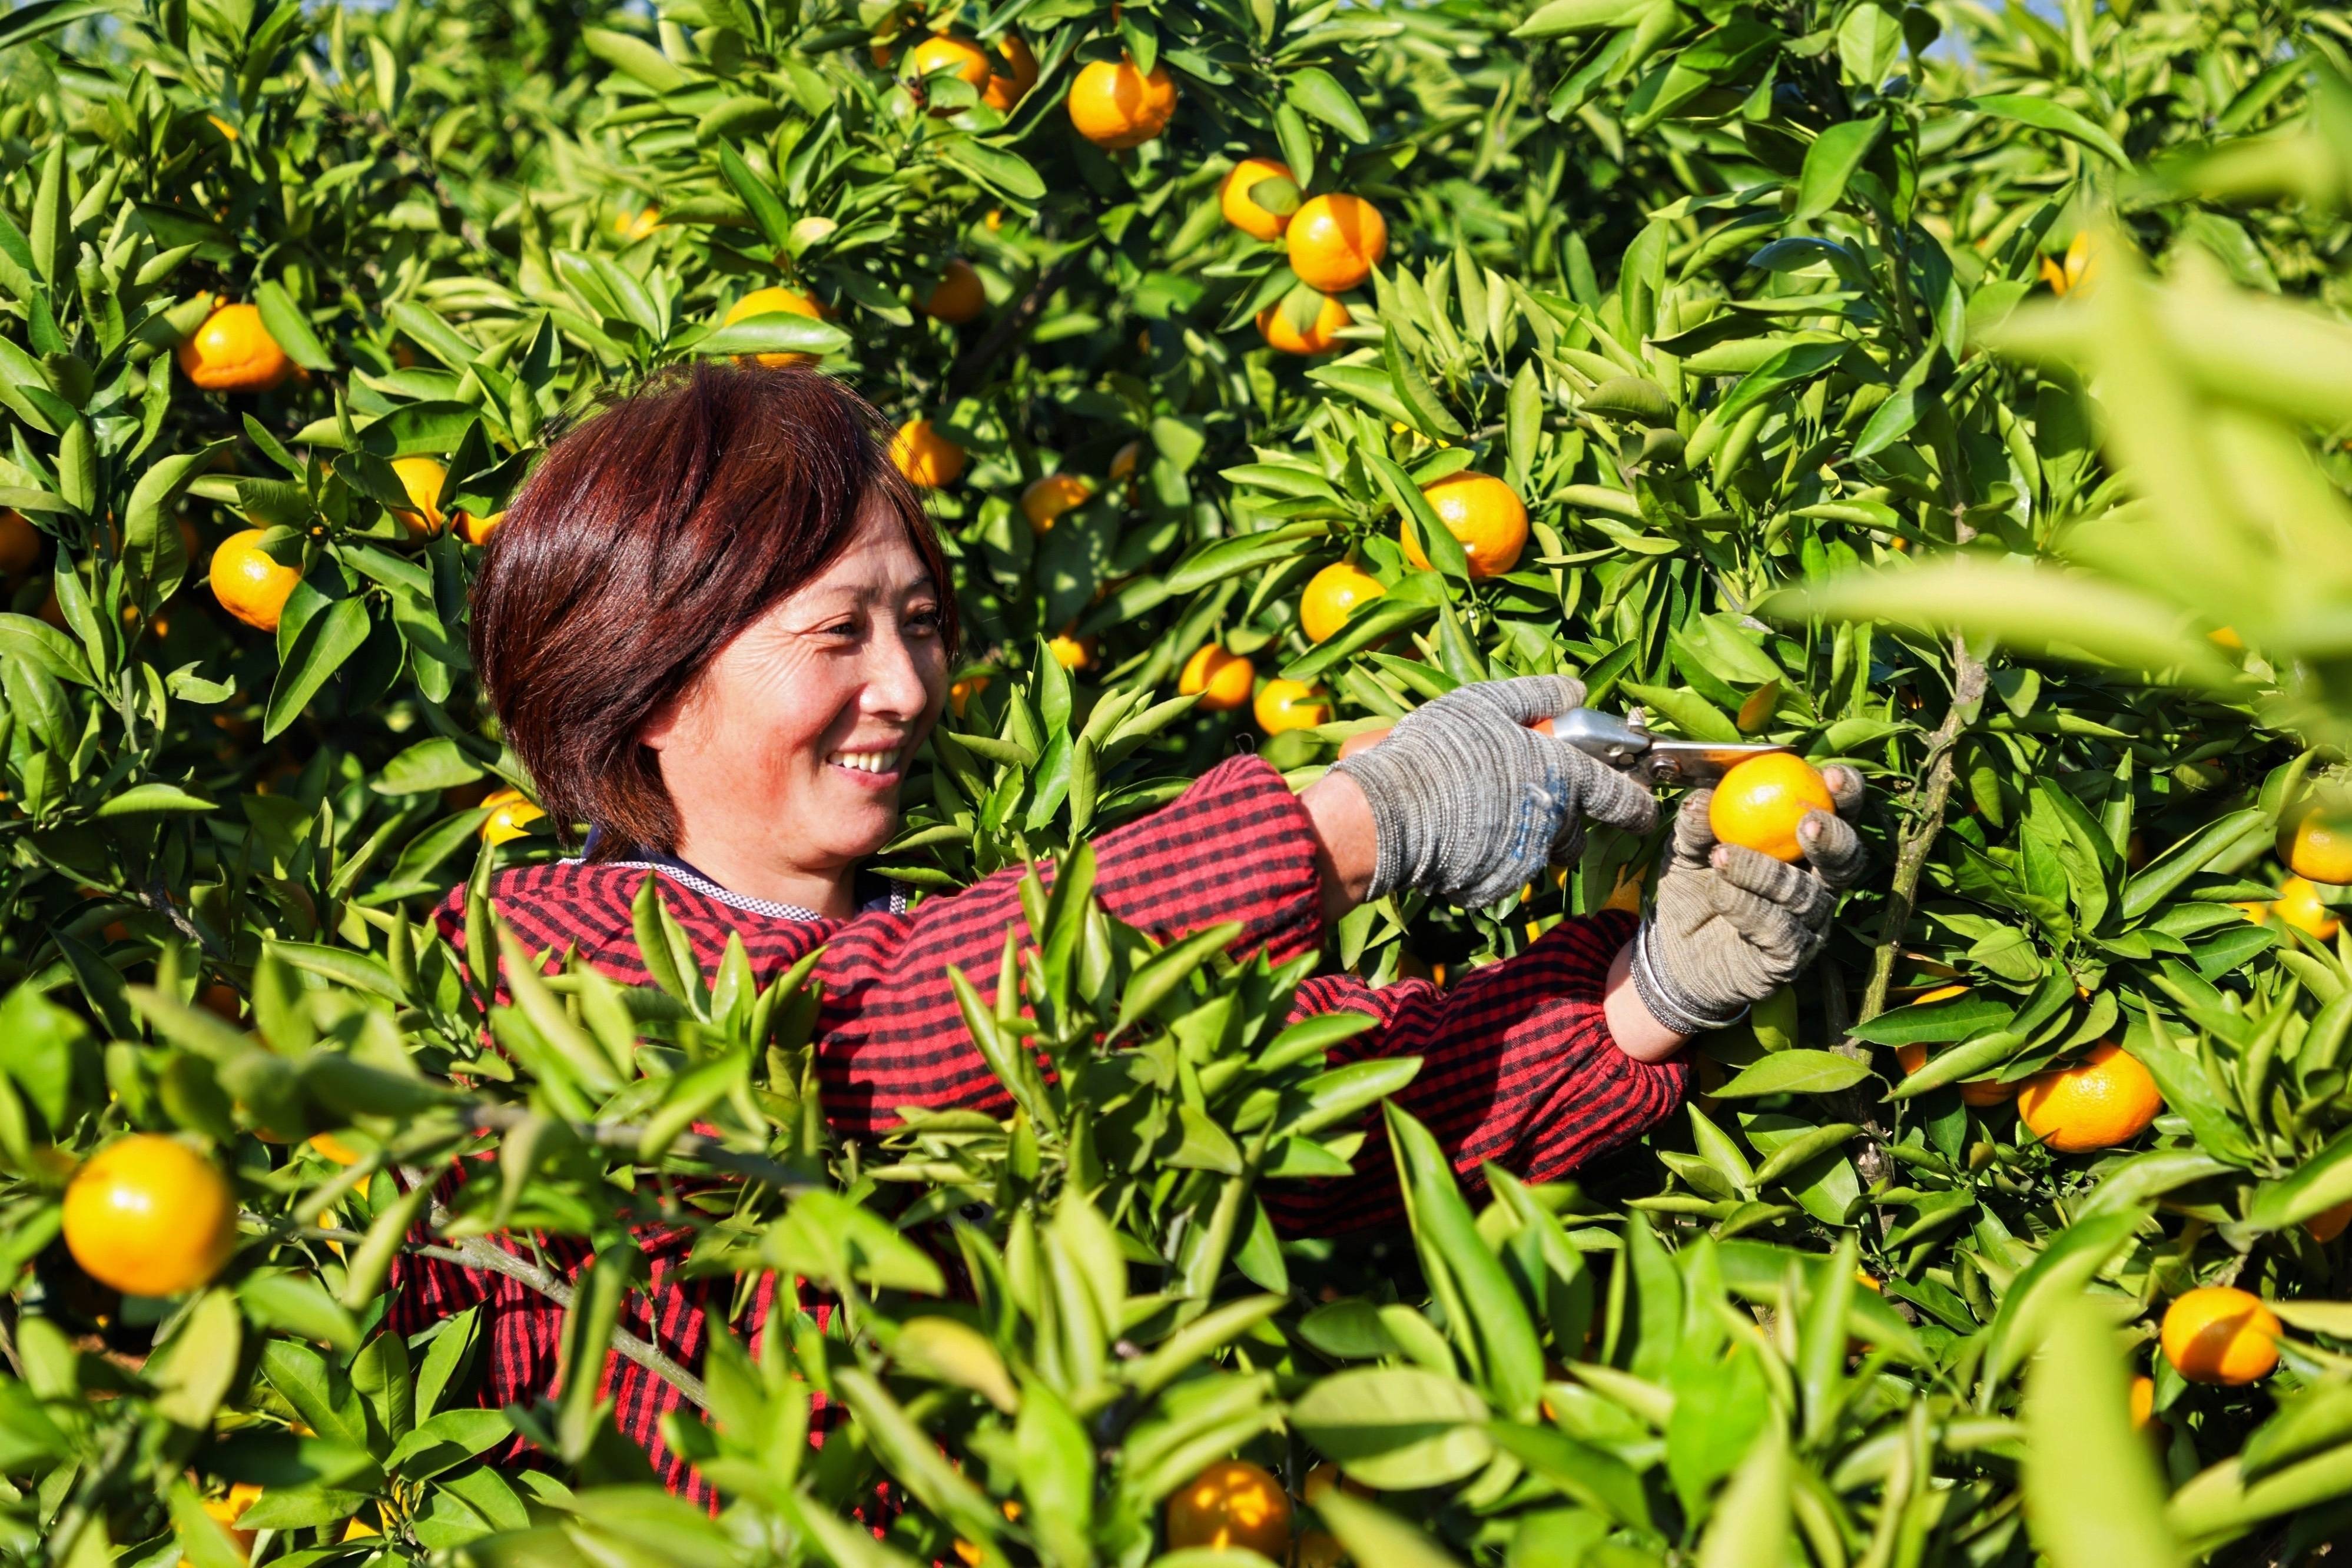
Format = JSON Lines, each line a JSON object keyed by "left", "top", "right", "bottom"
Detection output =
{"left": 827, "top": 749, "right": 900, "bottom": 773}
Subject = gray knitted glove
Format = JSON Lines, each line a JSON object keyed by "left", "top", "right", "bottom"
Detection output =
{"left": 1329, "top": 675, "right": 1658, "bottom": 909}
{"left": 1630, "top": 766, "right": 1868, "bottom": 1036}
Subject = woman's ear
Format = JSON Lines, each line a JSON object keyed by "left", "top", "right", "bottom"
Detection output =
{"left": 639, "top": 687, "right": 691, "bottom": 753}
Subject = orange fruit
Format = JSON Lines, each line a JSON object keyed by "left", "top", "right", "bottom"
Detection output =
{"left": 1165, "top": 1460, "right": 1292, "bottom": 1558}
{"left": 922, "top": 259, "right": 986, "bottom": 323}
{"left": 616, "top": 207, "right": 662, "bottom": 240}
{"left": 390, "top": 456, "right": 447, "bottom": 537}
{"left": 1895, "top": 1043, "right": 2013, "bottom": 1107}
{"left": 199, "top": 982, "right": 243, "bottom": 1022}
{"left": 209, "top": 529, "right": 301, "bottom": 633}
{"left": 2279, "top": 796, "right": 2352, "bottom": 884}
{"left": 1049, "top": 631, "right": 1096, "bottom": 671}
{"left": 1257, "top": 293, "right": 1350, "bottom": 356}
{"left": 63, "top": 1134, "right": 239, "bottom": 1296}
{"left": 1296, "top": 1531, "right": 1346, "bottom": 1568}
{"left": 1220, "top": 157, "right": 1296, "bottom": 241}
{"left": 1021, "top": 474, "right": 1093, "bottom": 533}
{"left": 891, "top": 420, "right": 966, "bottom": 487}
{"left": 0, "top": 509, "right": 39, "bottom": 579}
{"left": 307, "top": 1132, "right": 363, "bottom": 1166}
{"left": 1401, "top": 473, "right": 1528, "bottom": 579}
{"left": 1066, "top": 57, "right": 1177, "bottom": 149}
{"left": 2015, "top": 1041, "right": 2163, "bottom": 1152}
{"left": 1110, "top": 439, "right": 1146, "bottom": 495}
{"left": 1254, "top": 678, "right": 1328, "bottom": 736}
{"left": 2273, "top": 875, "right": 2340, "bottom": 938}
{"left": 2307, "top": 1200, "right": 2352, "bottom": 1244}
{"left": 456, "top": 509, "right": 506, "bottom": 545}
{"left": 1286, "top": 194, "right": 1388, "bottom": 293}
{"left": 2129, "top": 1373, "right": 2160, "bottom": 1431}
{"left": 905, "top": 33, "right": 991, "bottom": 112}
{"left": 725, "top": 286, "right": 826, "bottom": 367}
{"left": 1300, "top": 562, "right": 1385, "bottom": 644}
{"left": 983, "top": 32, "right": 1039, "bottom": 111}
{"left": 203, "top": 1481, "right": 265, "bottom": 1556}
{"left": 1180, "top": 644, "right": 1255, "bottom": 712}
{"left": 177, "top": 303, "right": 292, "bottom": 393}
{"left": 2161, "top": 1285, "right": 2281, "bottom": 1385}
{"left": 949, "top": 675, "right": 989, "bottom": 717}
{"left": 481, "top": 786, "right": 547, "bottom": 846}
{"left": 1709, "top": 753, "right": 1836, "bottom": 863}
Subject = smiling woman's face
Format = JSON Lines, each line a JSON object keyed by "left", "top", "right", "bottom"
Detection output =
{"left": 642, "top": 496, "right": 949, "bottom": 913}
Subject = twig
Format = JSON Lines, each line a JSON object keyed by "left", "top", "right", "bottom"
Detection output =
{"left": 48, "top": 1420, "right": 138, "bottom": 1565}
{"left": 304, "top": 1223, "right": 711, "bottom": 1413}
{"left": 948, "top": 257, "right": 1072, "bottom": 395}
{"left": 1856, "top": 630, "right": 1988, "bottom": 1026}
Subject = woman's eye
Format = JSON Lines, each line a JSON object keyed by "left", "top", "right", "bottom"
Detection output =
{"left": 908, "top": 607, "right": 943, "bottom": 633}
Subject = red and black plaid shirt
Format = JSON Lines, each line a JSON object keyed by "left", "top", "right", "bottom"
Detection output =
{"left": 390, "top": 755, "right": 1687, "bottom": 1498}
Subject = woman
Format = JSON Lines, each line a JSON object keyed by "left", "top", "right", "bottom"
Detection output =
{"left": 394, "top": 363, "right": 1865, "bottom": 1497}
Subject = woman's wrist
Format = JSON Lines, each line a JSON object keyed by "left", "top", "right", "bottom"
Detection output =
{"left": 1605, "top": 939, "right": 1691, "bottom": 1063}
{"left": 1301, "top": 770, "right": 1378, "bottom": 925}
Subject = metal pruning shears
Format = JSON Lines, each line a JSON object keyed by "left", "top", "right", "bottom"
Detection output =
{"left": 1546, "top": 707, "right": 1790, "bottom": 786}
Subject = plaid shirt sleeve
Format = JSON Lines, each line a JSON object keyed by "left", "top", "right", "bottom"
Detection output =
{"left": 1265, "top": 908, "right": 1690, "bottom": 1235}
{"left": 401, "top": 753, "right": 1686, "bottom": 1497}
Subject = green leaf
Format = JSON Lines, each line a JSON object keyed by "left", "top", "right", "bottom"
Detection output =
{"left": 254, "top": 280, "right": 336, "bottom": 373}
{"left": 696, "top": 314, "right": 851, "bottom": 359}
{"left": 2025, "top": 1299, "right": 2186, "bottom": 1568}
{"left": 582, "top": 25, "right": 692, "bottom": 91}
{"left": 93, "top": 782, "right": 216, "bottom": 818}
{"left": 1316, "top": 1492, "right": 1468, "bottom": 1567}
{"left": 714, "top": 141, "right": 794, "bottom": 254}
{"left": 1289, "top": 1367, "right": 1493, "bottom": 1489}
{"left": 1967, "top": 92, "right": 2132, "bottom": 168}
{"left": 936, "top": 138, "right": 1047, "bottom": 202}
{"left": 1981, "top": 1210, "right": 2145, "bottom": 1390}
{"left": 1285, "top": 67, "right": 1371, "bottom": 142}
{"left": 1710, "top": 1049, "right": 1871, "bottom": 1098}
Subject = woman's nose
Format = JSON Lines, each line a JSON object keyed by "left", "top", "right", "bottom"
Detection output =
{"left": 861, "top": 623, "right": 938, "bottom": 719}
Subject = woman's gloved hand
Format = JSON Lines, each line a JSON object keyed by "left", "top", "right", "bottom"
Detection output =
{"left": 1329, "top": 675, "right": 1658, "bottom": 909}
{"left": 1629, "top": 767, "right": 1868, "bottom": 1037}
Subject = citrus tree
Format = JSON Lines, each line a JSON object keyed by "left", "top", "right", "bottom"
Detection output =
{"left": 8, "top": 0, "right": 2352, "bottom": 1561}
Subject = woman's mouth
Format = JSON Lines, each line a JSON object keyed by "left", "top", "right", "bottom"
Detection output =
{"left": 826, "top": 747, "right": 903, "bottom": 782}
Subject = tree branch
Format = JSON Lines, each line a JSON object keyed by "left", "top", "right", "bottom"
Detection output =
{"left": 948, "top": 257, "right": 1072, "bottom": 396}
{"left": 460, "top": 1101, "right": 818, "bottom": 1192}
{"left": 306, "top": 1224, "right": 711, "bottom": 1413}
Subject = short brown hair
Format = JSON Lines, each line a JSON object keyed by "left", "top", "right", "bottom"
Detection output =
{"left": 469, "top": 363, "right": 956, "bottom": 858}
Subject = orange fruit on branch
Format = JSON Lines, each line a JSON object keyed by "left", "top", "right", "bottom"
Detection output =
{"left": 177, "top": 303, "right": 292, "bottom": 393}
{"left": 1165, "top": 1460, "right": 1292, "bottom": 1558}
{"left": 982, "top": 32, "right": 1039, "bottom": 111}
{"left": 2272, "top": 875, "right": 2340, "bottom": 939}
{"left": 2161, "top": 1285, "right": 2280, "bottom": 1385}
{"left": 905, "top": 33, "right": 991, "bottom": 112}
{"left": 0, "top": 509, "right": 40, "bottom": 579}
{"left": 1286, "top": 193, "right": 1388, "bottom": 293}
{"left": 1300, "top": 562, "right": 1384, "bottom": 644}
{"left": 2015, "top": 1040, "right": 2162, "bottom": 1152}
{"left": 1049, "top": 630, "right": 1096, "bottom": 671}
{"left": 1258, "top": 292, "right": 1350, "bottom": 356}
{"left": 2307, "top": 1200, "right": 2352, "bottom": 1244}
{"left": 209, "top": 529, "right": 301, "bottom": 633}
{"left": 1179, "top": 644, "right": 1255, "bottom": 712}
{"left": 1709, "top": 753, "right": 1835, "bottom": 863}
{"left": 1255, "top": 678, "right": 1328, "bottom": 735}
{"left": 1021, "top": 474, "right": 1093, "bottom": 533}
{"left": 1401, "top": 473, "right": 1528, "bottom": 580}
{"left": 891, "top": 419, "right": 966, "bottom": 488}
{"left": 921, "top": 259, "right": 986, "bottom": 323}
{"left": 390, "top": 456, "right": 448, "bottom": 537}
{"left": 481, "top": 786, "right": 546, "bottom": 846}
{"left": 1220, "top": 156, "right": 1297, "bottom": 241}
{"left": 2279, "top": 795, "right": 2352, "bottom": 885}
{"left": 725, "top": 286, "right": 826, "bottom": 367}
{"left": 456, "top": 509, "right": 506, "bottom": 545}
{"left": 63, "top": 1134, "right": 239, "bottom": 1297}
{"left": 1067, "top": 56, "right": 1176, "bottom": 148}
